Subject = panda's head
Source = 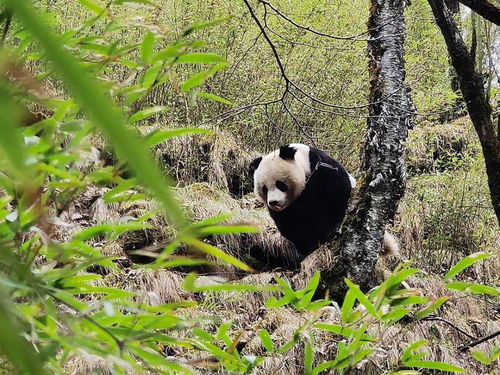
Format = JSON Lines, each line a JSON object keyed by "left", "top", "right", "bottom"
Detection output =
{"left": 250, "top": 144, "right": 311, "bottom": 211}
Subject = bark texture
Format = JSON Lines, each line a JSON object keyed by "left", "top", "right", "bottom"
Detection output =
{"left": 428, "top": 0, "right": 500, "bottom": 224}
{"left": 455, "top": 0, "right": 500, "bottom": 25}
{"left": 294, "top": 0, "right": 414, "bottom": 299}
{"left": 340, "top": 0, "right": 414, "bottom": 290}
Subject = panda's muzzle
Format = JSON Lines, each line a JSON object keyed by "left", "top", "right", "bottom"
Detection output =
{"left": 268, "top": 200, "right": 284, "bottom": 211}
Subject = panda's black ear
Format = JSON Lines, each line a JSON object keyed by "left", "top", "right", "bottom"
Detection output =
{"left": 249, "top": 156, "right": 262, "bottom": 172}
{"left": 279, "top": 145, "right": 297, "bottom": 160}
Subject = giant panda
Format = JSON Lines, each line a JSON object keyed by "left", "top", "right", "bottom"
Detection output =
{"left": 250, "top": 143, "right": 397, "bottom": 260}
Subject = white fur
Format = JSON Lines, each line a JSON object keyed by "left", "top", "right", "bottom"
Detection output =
{"left": 253, "top": 144, "right": 311, "bottom": 210}
{"left": 348, "top": 174, "right": 357, "bottom": 188}
{"left": 382, "top": 231, "right": 399, "bottom": 256}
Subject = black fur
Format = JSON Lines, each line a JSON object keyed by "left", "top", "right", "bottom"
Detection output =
{"left": 279, "top": 145, "right": 297, "bottom": 160}
{"left": 266, "top": 147, "right": 352, "bottom": 258}
{"left": 249, "top": 156, "right": 262, "bottom": 172}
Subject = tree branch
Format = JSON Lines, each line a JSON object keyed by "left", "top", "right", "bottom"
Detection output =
{"left": 456, "top": 0, "right": 500, "bottom": 26}
{"left": 459, "top": 329, "right": 500, "bottom": 352}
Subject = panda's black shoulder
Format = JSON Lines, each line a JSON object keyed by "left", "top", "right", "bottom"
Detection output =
{"left": 308, "top": 147, "right": 347, "bottom": 174}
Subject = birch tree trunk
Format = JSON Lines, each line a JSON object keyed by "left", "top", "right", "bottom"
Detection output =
{"left": 340, "top": 0, "right": 415, "bottom": 289}
{"left": 295, "top": 0, "right": 414, "bottom": 298}
{"left": 428, "top": 0, "right": 500, "bottom": 224}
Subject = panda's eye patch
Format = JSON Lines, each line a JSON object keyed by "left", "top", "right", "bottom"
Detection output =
{"left": 262, "top": 185, "right": 268, "bottom": 195}
{"left": 276, "top": 180, "right": 288, "bottom": 192}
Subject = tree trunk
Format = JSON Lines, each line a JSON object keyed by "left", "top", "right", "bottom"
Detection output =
{"left": 428, "top": 0, "right": 500, "bottom": 224}
{"left": 294, "top": 0, "right": 414, "bottom": 299}
{"left": 340, "top": 0, "right": 415, "bottom": 290}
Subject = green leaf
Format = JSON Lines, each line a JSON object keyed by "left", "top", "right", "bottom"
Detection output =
{"left": 413, "top": 297, "right": 449, "bottom": 320}
{"left": 140, "top": 32, "right": 156, "bottom": 65}
{"left": 445, "top": 252, "right": 492, "bottom": 280}
{"left": 402, "top": 340, "right": 428, "bottom": 362}
{"left": 304, "top": 334, "right": 314, "bottom": 374}
{"left": 181, "top": 63, "right": 227, "bottom": 91}
{"left": 381, "top": 307, "right": 410, "bottom": 323}
{"left": 5, "top": 0, "right": 186, "bottom": 227}
{"left": 404, "top": 360, "right": 465, "bottom": 373}
{"left": 313, "top": 323, "right": 377, "bottom": 342}
{"left": 258, "top": 330, "right": 274, "bottom": 352}
{"left": 192, "top": 328, "right": 214, "bottom": 343}
{"left": 471, "top": 350, "right": 491, "bottom": 364}
{"left": 152, "top": 44, "right": 182, "bottom": 63}
{"left": 198, "top": 91, "right": 234, "bottom": 105}
{"left": 145, "top": 128, "right": 213, "bottom": 147}
{"left": 198, "top": 224, "right": 259, "bottom": 236}
{"left": 344, "top": 279, "right": 378, "bottom": 317}
{"left": 468, "top": 284, "right": 499, "bottom": 296}
{"left": 182, "top": 237, "right": 252, "bottom": 272}
{"left": 0, "top": 289, "right": 49, "bottom": 375}
{"left": 341, "top": 289, "right": 356, "bottom": 323}
{"left": 183, "top": 18, "right": 228, "bottom": 36}
{"left": 175, "top": 53, "right": 226, "bottom": 65}
{"left": 142, "top": 64, "right": 162, "bottom": 88}
{"left": 78, "top": 0, "right": 106, "bottom": 14}
{"left": 128, "top": 106, "right": 168, "bottom": 123}
{"left": 446, "top": 282, "right": 499, "bottom": 296}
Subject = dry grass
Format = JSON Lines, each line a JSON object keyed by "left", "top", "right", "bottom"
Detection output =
{"left": 406, "top": 118, "right": 479, "bottom": 175}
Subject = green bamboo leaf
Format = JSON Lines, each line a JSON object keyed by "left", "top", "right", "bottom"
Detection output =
{"left": 404, "top": 360, "right": 465, "bottom": 373}
{"left": 5, "top": 0, "right": 186, "bottom": 227}
{"left": 381, "top": 307, "right": 410, "bottom": 323}
{"left": 145, "top": 128, "right": 213, "bottom": 147}
{"left": 0, "top": 86, "right": 33, "bottom": 184}
{"left": 152, "top": 44, "right": 182, "bottom": 63}
{"left": 300, "top": 272, "right": 320, "bottom": 308}
{"left": 0, "top": 288, "right": 49, "bottom": 375}
{"left": 198, "top": 224, "right": 259, "bottom": 236}
{"left": 193, "top": 328, "right": 215, "bottom": 343}
{"left": 181, "top": 63, "right": 227, "bottom": 91}
{"left": 258, "top": 330, "right": 274, "bottom": 352}
{"left": 413, "top": 297, "right": 449, "bottom": 320}
{"left": 73, "top": 222, "right": 149, "bottom": 241}
{"left": 446, "top": 282, "right": 499, "bottom": 296}
{"left": 198, "top": 91, "right": 234, "bottom": 105}
{"left": 304, "top": 334, "right": 314, "bottom": 374}
{"left": 402, "top": 340, "right": 428, "bottom": 362}
{"left": 175, "top": 52, "right": 226, "bottom": 64}
{"left": 183, "top": 18, "right": 228, "bottom": 36}
{"left": 182, "top": 237, "right": 252, "bottom": 272}
{"left": 468, "top": 284, "right": 499, "bottom": 296}
{"left": 445, "top": 252, "right": 492, "bottom": 280}
{"left": 344, "top": 278, "right": 378, "bottom": 317}
{"left": 140, "top": 32, "right": 156, "bottom": 65}
{"left": 341, "top": 288, "right": 356, "bottom": 323}
{"left": 471, "top": 350, "right": 491, "bottom": 364}
{"left": 312, "top": 360, "right": 336, "bottom": 374}
{"left": 78, "top": 0, "right": 106, "bottom": 14}
{"left": 128, "top": 106, "right": 168, "bottom": 123}
{"left": 313, "top": 323, "right": 377, "bottom": 342}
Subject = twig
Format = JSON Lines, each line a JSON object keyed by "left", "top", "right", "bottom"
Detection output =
{"left": 459, "top": 329, "right": 500, "bottom": 352}
{"left": 258, "top": 0, "right": 380, "bottom": 42}
{"left": 422, "top": 315, "right": 476, "bottom": 340}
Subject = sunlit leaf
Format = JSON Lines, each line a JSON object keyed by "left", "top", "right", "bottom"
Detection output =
{"left": 413, "top": 297, "right": 448, "bottom": 320}
{"left": 444, "top": 252, "right": 492, "bottom": 280}
{"left": 404, "top": 360, "right": 465, "bottom": 373}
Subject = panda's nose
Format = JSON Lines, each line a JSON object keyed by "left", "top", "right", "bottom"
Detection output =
{"left": 269, "top": 200, "right": 279, "bottom": 207}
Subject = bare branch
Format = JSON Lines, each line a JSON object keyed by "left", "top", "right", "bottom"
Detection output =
{"left": 456, "top": 0, "right": 500, "bottom": 26}
{"left": 459, "top": 329, "right": 500, "bottom": 351}
{"left": 258, "top": 0, "right": 377, "bottom": 41}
